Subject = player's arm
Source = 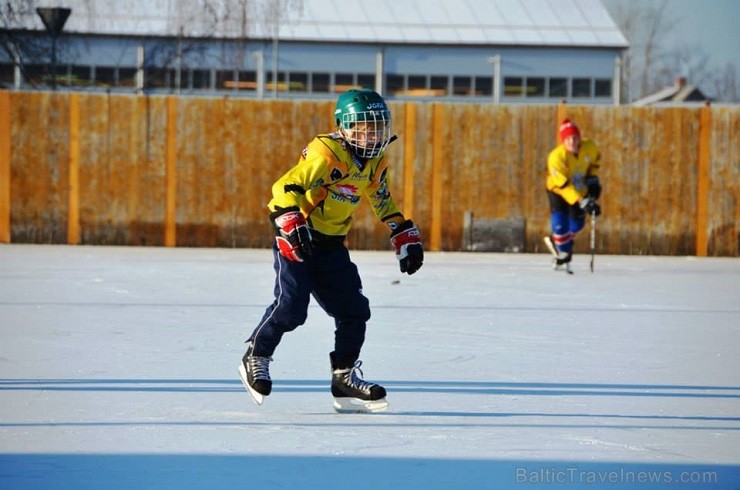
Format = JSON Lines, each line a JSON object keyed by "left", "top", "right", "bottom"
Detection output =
{"left": 584, "top": 143, "right": 602, "bottom": 200}
{"left": 268, "top": 155, "right": 331, "bottom": 262}
{"left": 546, "top": 151, "right": 581, "bottom": 205}
{"left": 365, "top": 160, "right": 423, "bottom": 275}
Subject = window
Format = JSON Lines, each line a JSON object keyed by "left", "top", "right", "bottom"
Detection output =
{"left": 267, "top": 71, "right": 287, "bottom": 92}
{"left": 214, "top": 70, "right": 235, "bottom": 90}
{"left": 548, "top": 78, "right": 567, "bottom": 97}
{"left": 572, "top": 78, "right": 591, "bottom": 97}
{"left": 0, "top": 64, "right": 14, "bottom": 85}
{"left": 430, "top": 75, "right": 448, "bottom": 96}
{"left": 220, "top": 70, "right": 254, "bottom": 90}
{"left": 24, "top": 64, "right": 48, "bottom": 85}
{"left": 334, "top": 73, "right": 354, "bottom": 92}
{"left": 188, "top": 69, "right": 210, "bottom": 90}
{"left": 504, "top": 77, "right": 523, "bottom": 96}
{"left": 453, "top": 76, "right": 472, "bottom": 96}
{"left": 406, "top": 74, "right": 426, "bottom": 96}
{"left": 95, "top": 66, "right": 115, "bottom": 87}
{"left": 474, "top": 76, "right": 493, "bottom": 96}
{"left": 312, "top": 73, "right": 330, "bottom": 93}
{"left": 525, "top": 77, "right": 545, "bottom": 97}
{"left": 385, "top": 74, "right": 404, "bottom": 95}
{"left": 357, "top": 73, "right": 375, "bottom": 90}
{"left": 119, "top": 68, "right": 137, "bottom": 88}
{"left": 289, "top": 72, "right": 307, "bottom": 92}
{"left": 594, "top": 79, "right": 611, "bottom": 97}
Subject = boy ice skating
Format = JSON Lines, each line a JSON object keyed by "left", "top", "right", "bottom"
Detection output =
{"left": 239, "top": 89, "right": 423, "bottom": 413}
{"left": 544, "top": 119, "right": 602, "bottom": 274}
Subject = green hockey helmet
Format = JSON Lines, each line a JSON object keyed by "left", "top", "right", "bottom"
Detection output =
{"left": 334, "top": 89, "right": 392, "bottom": 159}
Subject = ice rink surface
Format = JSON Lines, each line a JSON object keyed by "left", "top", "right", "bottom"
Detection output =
{"left": 1, "top": 244, "right": 738, "bottom": 489}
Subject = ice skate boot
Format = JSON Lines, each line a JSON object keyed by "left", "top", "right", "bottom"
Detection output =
{"left": 238, "top": 344, "right": 272, "bottom": 405}
{"left": 553, "top": 256, "right": 573, "bottom": 275}
{"left": 330, "top": 352, "right": 388, "bottom": 413}
{"left": 544, "top": 236, "right": 573, "bottom": 274}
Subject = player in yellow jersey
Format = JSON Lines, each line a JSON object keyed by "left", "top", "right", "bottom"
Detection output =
{"left": 544, "top": 119, "right": 602, "bottom": 274}
{"left": 239, "top": 89, "right": 424, "bottom": 413}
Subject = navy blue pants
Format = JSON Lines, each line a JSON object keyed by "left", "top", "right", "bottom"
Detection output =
{"left": 548, "top": 191, "right": 586, "bottom": 256}
{"left": 248, "top": 244, "right": 371, "bottom": 363}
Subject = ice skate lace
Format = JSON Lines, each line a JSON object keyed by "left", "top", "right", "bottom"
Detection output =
{"left": 247, "top": 355, "right": 272, "bottom": 381}
{"left": 345, "top": 361, "right": 375, "bottom": 394}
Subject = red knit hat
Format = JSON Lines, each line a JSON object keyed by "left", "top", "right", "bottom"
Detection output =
{"left": 559, "top": 119, "right": 581, "bottom": 141}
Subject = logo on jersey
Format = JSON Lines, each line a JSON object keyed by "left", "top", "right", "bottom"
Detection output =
{"left": 335, "top": 184, "right": 358, "bottom": 197}
{"left": 332, "top": 183, "right": 360, "bottom": 204}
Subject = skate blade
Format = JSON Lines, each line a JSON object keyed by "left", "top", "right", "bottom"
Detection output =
{"left": 238, "top": 363, "right": 264, "bottom": 406}
{"left": 333, "top": 397, "right": 389, "bottom": 414}
{"left": 553, "top": 263, "right": 574, "bottom": 275}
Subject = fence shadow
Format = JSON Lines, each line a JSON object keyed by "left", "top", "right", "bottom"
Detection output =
{"left": 0, "top": 454, "right": 737, "bottom": 489}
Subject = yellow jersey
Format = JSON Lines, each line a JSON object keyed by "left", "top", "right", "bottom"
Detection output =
{"left": 546, "top": 138, "right": 601, "bottom": 205}
{"left": 268, "top": 133, "right": 403, "bottom": 238}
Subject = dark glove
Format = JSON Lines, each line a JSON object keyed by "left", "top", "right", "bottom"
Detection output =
{"left": 579, "top": 196, "right": 601, "bottom": 217}
{"left": 271, "top": 207, "right": 313, "bottom": 262}
{"left": 389, "top": 220, "right": 424, "bottom": 275}
{"left": 586, "top": 176, "right": 602, "bottom": 200}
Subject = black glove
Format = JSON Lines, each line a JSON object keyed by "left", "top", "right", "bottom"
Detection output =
{"left": 586, "top": 176, "right": 602, "bottom": 200}
{"left": 579, "top": 196, "right": 601, "bottom": 217}
{"left": 389, "top": 220, "right": 424, "bottom": 275}
{"left": 270, "top": 207, "right": 313, "bottom": 262}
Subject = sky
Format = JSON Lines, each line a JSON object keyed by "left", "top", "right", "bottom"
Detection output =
{"left": 1, "top": 244, "right": 739, "bottom": 489}
{"left": 600, "top": 0, "right": 739, "bottom": 96}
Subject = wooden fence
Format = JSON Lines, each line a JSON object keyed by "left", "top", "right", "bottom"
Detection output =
{"left": 0, "top": 90, "right": 737, "bottom": 256}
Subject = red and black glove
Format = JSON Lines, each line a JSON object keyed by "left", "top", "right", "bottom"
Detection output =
{"left": 390, "top": 220, "right": 424, "bottom": 275}
{"left": 271, "top": 207, "right": 313, "bottom": 262}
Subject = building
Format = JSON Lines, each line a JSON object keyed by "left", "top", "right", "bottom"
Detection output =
{"left": 632, "top": 77, "right": 710, "bottom": 106}
{"left": 1, "top": 0, "right": 628, "bottom": 104}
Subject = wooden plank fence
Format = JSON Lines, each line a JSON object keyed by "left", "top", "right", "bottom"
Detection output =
{"left": 0, "top": 90, "right": 737, "bottom": 256}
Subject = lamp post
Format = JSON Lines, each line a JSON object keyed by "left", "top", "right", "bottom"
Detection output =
{"left": 36, "top": 7, "right": 72, "bottom": 90}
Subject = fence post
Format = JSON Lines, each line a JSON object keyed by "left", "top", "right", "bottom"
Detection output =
{"left": 165, "top": 96, "right": 177, "bottom": 247}
{"left": 68, "top": 92, "right": 80, "bottom": 244}
{"left": 0, "top": 91, "right": 10, "bottom": 243}
{"left": 429, "top": 102, "right": 443, "bottom": 251}
{"left": 403, "top": 102, "right": 416, "bottom": 220}
{"left": 696, "top": 102, "right": 711, "bottom": 256}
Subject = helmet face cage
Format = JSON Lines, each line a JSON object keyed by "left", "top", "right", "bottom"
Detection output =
{"left": 339, "top": 109, "right": 392, "bottom": 159}
{"left": 334, "top": 89, "right": 392, "bottom": 159}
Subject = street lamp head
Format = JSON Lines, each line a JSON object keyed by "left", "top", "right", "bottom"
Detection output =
{"left": 36, "top": 7, "right": 72, "bottom": 38}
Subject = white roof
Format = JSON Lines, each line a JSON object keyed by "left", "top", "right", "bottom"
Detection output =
{"left": 26, "top": 0, "right": 628, "bottom": 48}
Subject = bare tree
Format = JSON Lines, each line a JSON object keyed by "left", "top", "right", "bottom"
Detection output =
{"left": 658, "top": 44, "right": 711, "bottom": 88}
{"left": 143, "top": 0, "right": 305, "bottom": 93}
{"left": 709, "top": 63, "right": 738, "bottom": 103}
{"left": 608, "top": 0, "right": 677, "bottom": 102}
{"left": 606, "top": 0, "right": 738, "bottom": 103}
{"left": 1, "top": 0, "right": 46, "bottom": 85}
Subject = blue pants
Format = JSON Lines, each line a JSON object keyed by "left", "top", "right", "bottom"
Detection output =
{"left": 248, "top": 244, "right": 370, "bottom": 363}
{"left": 548, "top": 191, "right": 585, "bottom": 256}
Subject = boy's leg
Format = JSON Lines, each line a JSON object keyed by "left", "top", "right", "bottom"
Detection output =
{"left": 239, "top": 245, "right": 313, "bottom": 404}
{"left": 248, "top": 245, "right": 313, "bottom": 357}
{"left": 310, "top": 247, "right": 370, "bottom": 363}
{"left": 311, "top": 248, "right": 386, "bottom": 412}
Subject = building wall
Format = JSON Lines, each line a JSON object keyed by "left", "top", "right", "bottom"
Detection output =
{"left": 1, "top": 34, "right": 620, "bottom": 104}
{"left": 1, "top": 91, "right": 736, "bottom": 256}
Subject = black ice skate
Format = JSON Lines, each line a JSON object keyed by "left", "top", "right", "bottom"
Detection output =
{"left": 330, "top": 352, "right": 388, "bottom": 413}
{"left": 238, "top": 344, "right": 272, "bottom": 405}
